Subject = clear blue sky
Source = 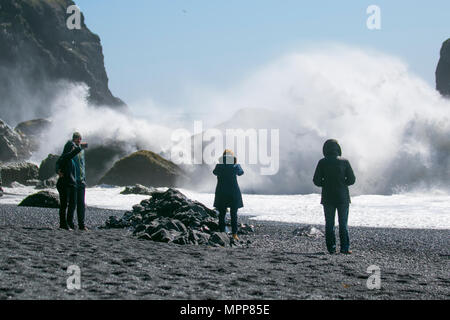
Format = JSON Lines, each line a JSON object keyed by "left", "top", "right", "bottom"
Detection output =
{"left": 75, "top": 0, "right": 450, "bottom": 107}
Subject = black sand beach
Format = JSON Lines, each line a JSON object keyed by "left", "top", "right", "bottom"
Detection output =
{"left": 0, "top": 204, "right": 448, "bottom": 300}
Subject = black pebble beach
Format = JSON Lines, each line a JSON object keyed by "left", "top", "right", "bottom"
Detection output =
{"left": 0, "top": 204, "right": 448, "bottom": 299}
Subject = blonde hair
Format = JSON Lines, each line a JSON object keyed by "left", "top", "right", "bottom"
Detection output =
{"left": 222, "top": 149, "right": 236, "bottom": 164}
{"left": 223, "top": 149, "right": 234, "bottom": 156}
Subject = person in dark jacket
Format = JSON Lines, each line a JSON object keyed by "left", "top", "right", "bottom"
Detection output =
{"left": 313, "top": 139, "right": 356, "bottom": 254}
{"left": 56, "top": 140, "right": 82, "bottom": 230}
{"left": 213, "top": 149, "right": 244, "bottom": 241}
{"left": 56, "top": 132, "right": 88, "bottom": 230}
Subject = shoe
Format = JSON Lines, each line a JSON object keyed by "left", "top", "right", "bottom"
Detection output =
{"left": 232, "top": 234, "right": 239, "bottom": 241}
{"left": 340, "top": 250, "right": 352, "bottom": 255}
{"left": 79, "top": 226, "right": 89, "bottom": 231}
{"left": 328, "top": 251, "right": 336, "bottom": 255}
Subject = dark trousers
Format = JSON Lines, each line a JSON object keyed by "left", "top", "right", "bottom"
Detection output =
{"left": 56, "top": 179, "right": 68, "bottom": 228}
{"left": 67, "top": 185, "right": 86, "bottom": 229}
{"left": 218, "top": 207, "right": 238, "bottom": 234}
{"left": 323, "top": 203, "right": 350, "bottom": 253}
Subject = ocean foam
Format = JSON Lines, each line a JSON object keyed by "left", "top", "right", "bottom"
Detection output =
{"left": 1, "top": 186, "right": 448, "bottom": 230}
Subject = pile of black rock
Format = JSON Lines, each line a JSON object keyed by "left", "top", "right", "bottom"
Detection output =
{"left": 104, "top": 188, "right": 254, "bottom": 247}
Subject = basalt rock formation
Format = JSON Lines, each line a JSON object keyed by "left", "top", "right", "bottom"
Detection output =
{"left": 15, "top": 119, "right": 52, "bottom": 152}
{"left": 0, "top": 119, "right": 32, "bottom": 162}
{"left": 0, "top": 0, "right": 125, "bottom": 124}
{"left": 99, "top": 150, "right": 188, "bottom": 188}
{"left": 0, "top": 162, "right": 39, "bottom": 187}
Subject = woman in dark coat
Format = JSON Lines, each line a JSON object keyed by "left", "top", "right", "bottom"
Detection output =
{"left": 313, "top": 139, "right": 356, "bottom": 254}
{"left": 213, "top": 149, "right": 244, "bottom": 241}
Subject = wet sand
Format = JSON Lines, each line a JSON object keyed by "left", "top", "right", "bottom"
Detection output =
{"left": 0, "top": 204, "right": 448, "bottom": 300}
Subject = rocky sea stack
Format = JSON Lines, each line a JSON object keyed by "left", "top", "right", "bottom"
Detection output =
{"left": 99, "top": 150, "right": 187, "bottom": 188}
{"left": 104, "top": 188, "right": 254, "bottom": 246}
{"left": 436, "top": 38, "right": 450, "bottom": 97}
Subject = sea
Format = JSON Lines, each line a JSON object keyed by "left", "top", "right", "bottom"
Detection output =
{"left": 1, "top": 185, "right": 449, "bottom": 230}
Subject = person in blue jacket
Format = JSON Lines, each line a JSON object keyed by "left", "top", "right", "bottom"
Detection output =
{"left": 313, "top": 139, "right": 356, "bottom": 254}
{"left": 55, "top": 132, "right": 88, "bottom": 230}
{"left": 56, "top": 138, "right": 82, "bottom": 230}
{"left": 213, "top": 149, "right": 244, "bottom": 241}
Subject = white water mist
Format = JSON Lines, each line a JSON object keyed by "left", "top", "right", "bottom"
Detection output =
{"left": 28, "top": 45, "right": 450, "bottom": 195}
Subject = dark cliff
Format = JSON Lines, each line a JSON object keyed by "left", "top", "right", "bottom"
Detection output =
{"left": 436, "top": 39, "right": 450, "bottom": 97}
{"left": 0, "top": 0, "right": 125, "bottom": 124}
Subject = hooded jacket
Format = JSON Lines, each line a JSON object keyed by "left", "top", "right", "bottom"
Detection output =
{"left": 213, "top": 154, "right": 244, "bottom": 209}
{"left": 313, "top": 139, "right": 356, "bottom": 205}
{"left": 55, "top": 140, "right": 84, "bottom": 187}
